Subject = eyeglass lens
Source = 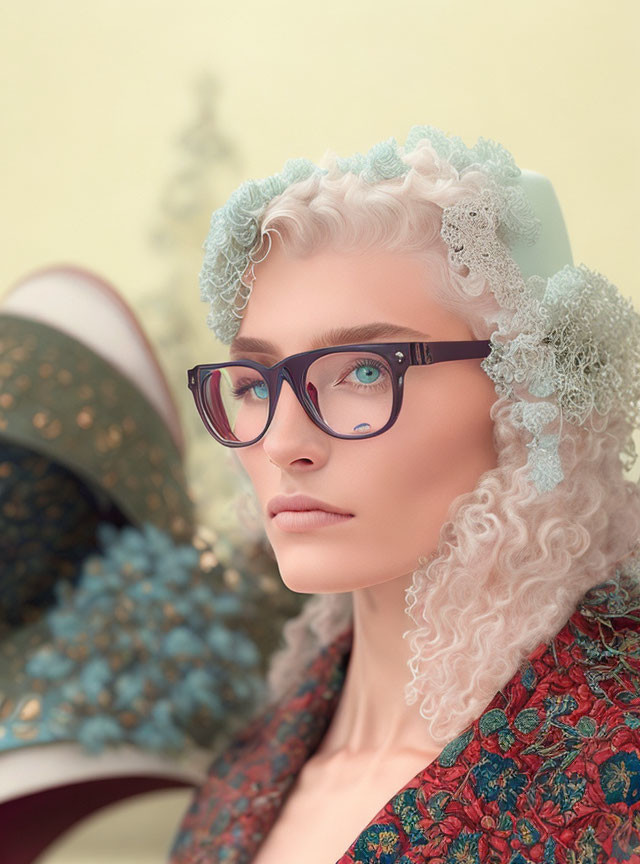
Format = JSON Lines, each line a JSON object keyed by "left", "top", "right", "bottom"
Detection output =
{"left": 202, "top": 351, "right": 395, "bottom": 443}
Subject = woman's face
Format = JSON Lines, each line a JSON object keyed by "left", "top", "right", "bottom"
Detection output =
{"left": 232, "top": 239, "right": 498, "bottom": 593}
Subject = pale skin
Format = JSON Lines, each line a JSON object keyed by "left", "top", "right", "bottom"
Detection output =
{"left": 232, "top": 239, "right": 499, "bottom": 864}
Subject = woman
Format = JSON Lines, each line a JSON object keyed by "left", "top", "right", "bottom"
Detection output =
{"left": 171, "top": 128, "right": 640, "bottom": 863}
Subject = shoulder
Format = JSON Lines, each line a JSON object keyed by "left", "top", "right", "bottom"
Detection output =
{"left": 399, "top": 573, "right": 640, "bottom": 862}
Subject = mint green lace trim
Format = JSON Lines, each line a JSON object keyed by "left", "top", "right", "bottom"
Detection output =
{"left": 200, "top": 127, "right": 538, "bottom": 345}
{"left": 442, "top": 189, "right": 640, "bottom": 492}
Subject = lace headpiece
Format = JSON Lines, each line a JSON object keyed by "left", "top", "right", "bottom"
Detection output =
{"left": 198, "top": 127, "right": 640, "bottom": 493}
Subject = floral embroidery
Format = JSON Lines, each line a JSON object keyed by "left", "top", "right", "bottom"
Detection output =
{"left": 444, "top": 831, "right": 482, "bottom": 863}
{"left": 170, "top": 571, "right": 640, "bottom": 864}
{"left": 515, "top": 818, "right": 540, "bottom": 846}
{"left": 392, "top": 790, "right": 427, "bottom": 846}
{"left": 353, "top": 825, "right": 402, "bottom": 863}
{"left": 473, "top": 750, "right": 528, "bottom": 812}
{"left": 599, "top": 752, "right": 640, "bottom": 805}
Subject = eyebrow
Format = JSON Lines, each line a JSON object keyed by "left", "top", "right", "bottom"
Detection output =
{"left": 229, "top": 322, "right": 432, "bottom": 359}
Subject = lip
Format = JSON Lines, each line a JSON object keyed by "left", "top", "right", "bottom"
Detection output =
{"left": 272, "top": 510, "right": 354, "bottom": 532}
{"left": 267, "top": 494, "right": 353, "bottom": 518}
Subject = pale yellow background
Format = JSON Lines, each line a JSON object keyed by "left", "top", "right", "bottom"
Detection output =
{"left": 2, "top": 0, "right": 639, "bottom": 861}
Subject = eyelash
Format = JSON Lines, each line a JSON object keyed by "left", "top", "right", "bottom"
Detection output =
{"left": 230, "top": 357, "right": 390, "bottom": 400}
{"left": 342, "top": 358, "right": 389, "bottom": 390}
{"left": 231, "top": 378, "right": 267, "bottom": 399}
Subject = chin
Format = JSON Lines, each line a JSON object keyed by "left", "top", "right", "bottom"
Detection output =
{"left": 277, "top": 570, "right": 351, "bottom": 595}
{"left": 265, "top": 532, "right": 344, "bottom": 590}
{"left": 273, "top": 556, "right": 353, "bottom": 594}
{"left": 274, "top": 559, "right": 388, "bottom": 595}
{"left": 268, "top": 529, "right": 413, "bottom": 593}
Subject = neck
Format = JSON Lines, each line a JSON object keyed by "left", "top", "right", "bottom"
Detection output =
{"left": 316, "top": 570, "right": 440, "bottom": 760}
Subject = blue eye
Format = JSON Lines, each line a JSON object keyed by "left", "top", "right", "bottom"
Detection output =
{"left": 231, "top": 379, "right": 269, "bottom": 400}
{"left": 354, "top": 364, "right": 381, "bottom": 384}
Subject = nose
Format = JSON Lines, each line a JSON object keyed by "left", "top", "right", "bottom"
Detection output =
{"left": 261, "top": 377, "right": 327, "bottom": 467}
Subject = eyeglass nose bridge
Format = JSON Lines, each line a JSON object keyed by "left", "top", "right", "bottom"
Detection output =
{"left": 263, "top": 359, "right": 323, "bottom": 437}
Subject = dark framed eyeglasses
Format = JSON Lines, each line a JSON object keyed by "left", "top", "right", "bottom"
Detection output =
{"left": 187, "top": 340, "right": 492, "bottom": 447}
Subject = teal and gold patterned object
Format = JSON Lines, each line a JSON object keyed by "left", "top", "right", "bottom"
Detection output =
{"left": 0, "top": 306, "right": 303, "bottom": 758}
{"left": 0, "top": 314, "right": 194, "bottom": 543}
{"left": 0, "top": 521, "right": 267, "bottom": 755}
{"left": 0, "top": 439, "right": 126, "bottom": 636}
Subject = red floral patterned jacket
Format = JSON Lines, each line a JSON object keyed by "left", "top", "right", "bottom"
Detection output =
{"left": 170, "top": 574, "right": 640, "bottom": 863}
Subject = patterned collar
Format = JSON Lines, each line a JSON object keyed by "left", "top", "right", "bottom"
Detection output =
{"left": 171, "top": 574, "right": 640, "bottom": 863}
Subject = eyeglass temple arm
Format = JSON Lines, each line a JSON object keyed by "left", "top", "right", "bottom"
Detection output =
{"left": 409, "top": 340, "right": 492, "bottom": 365}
